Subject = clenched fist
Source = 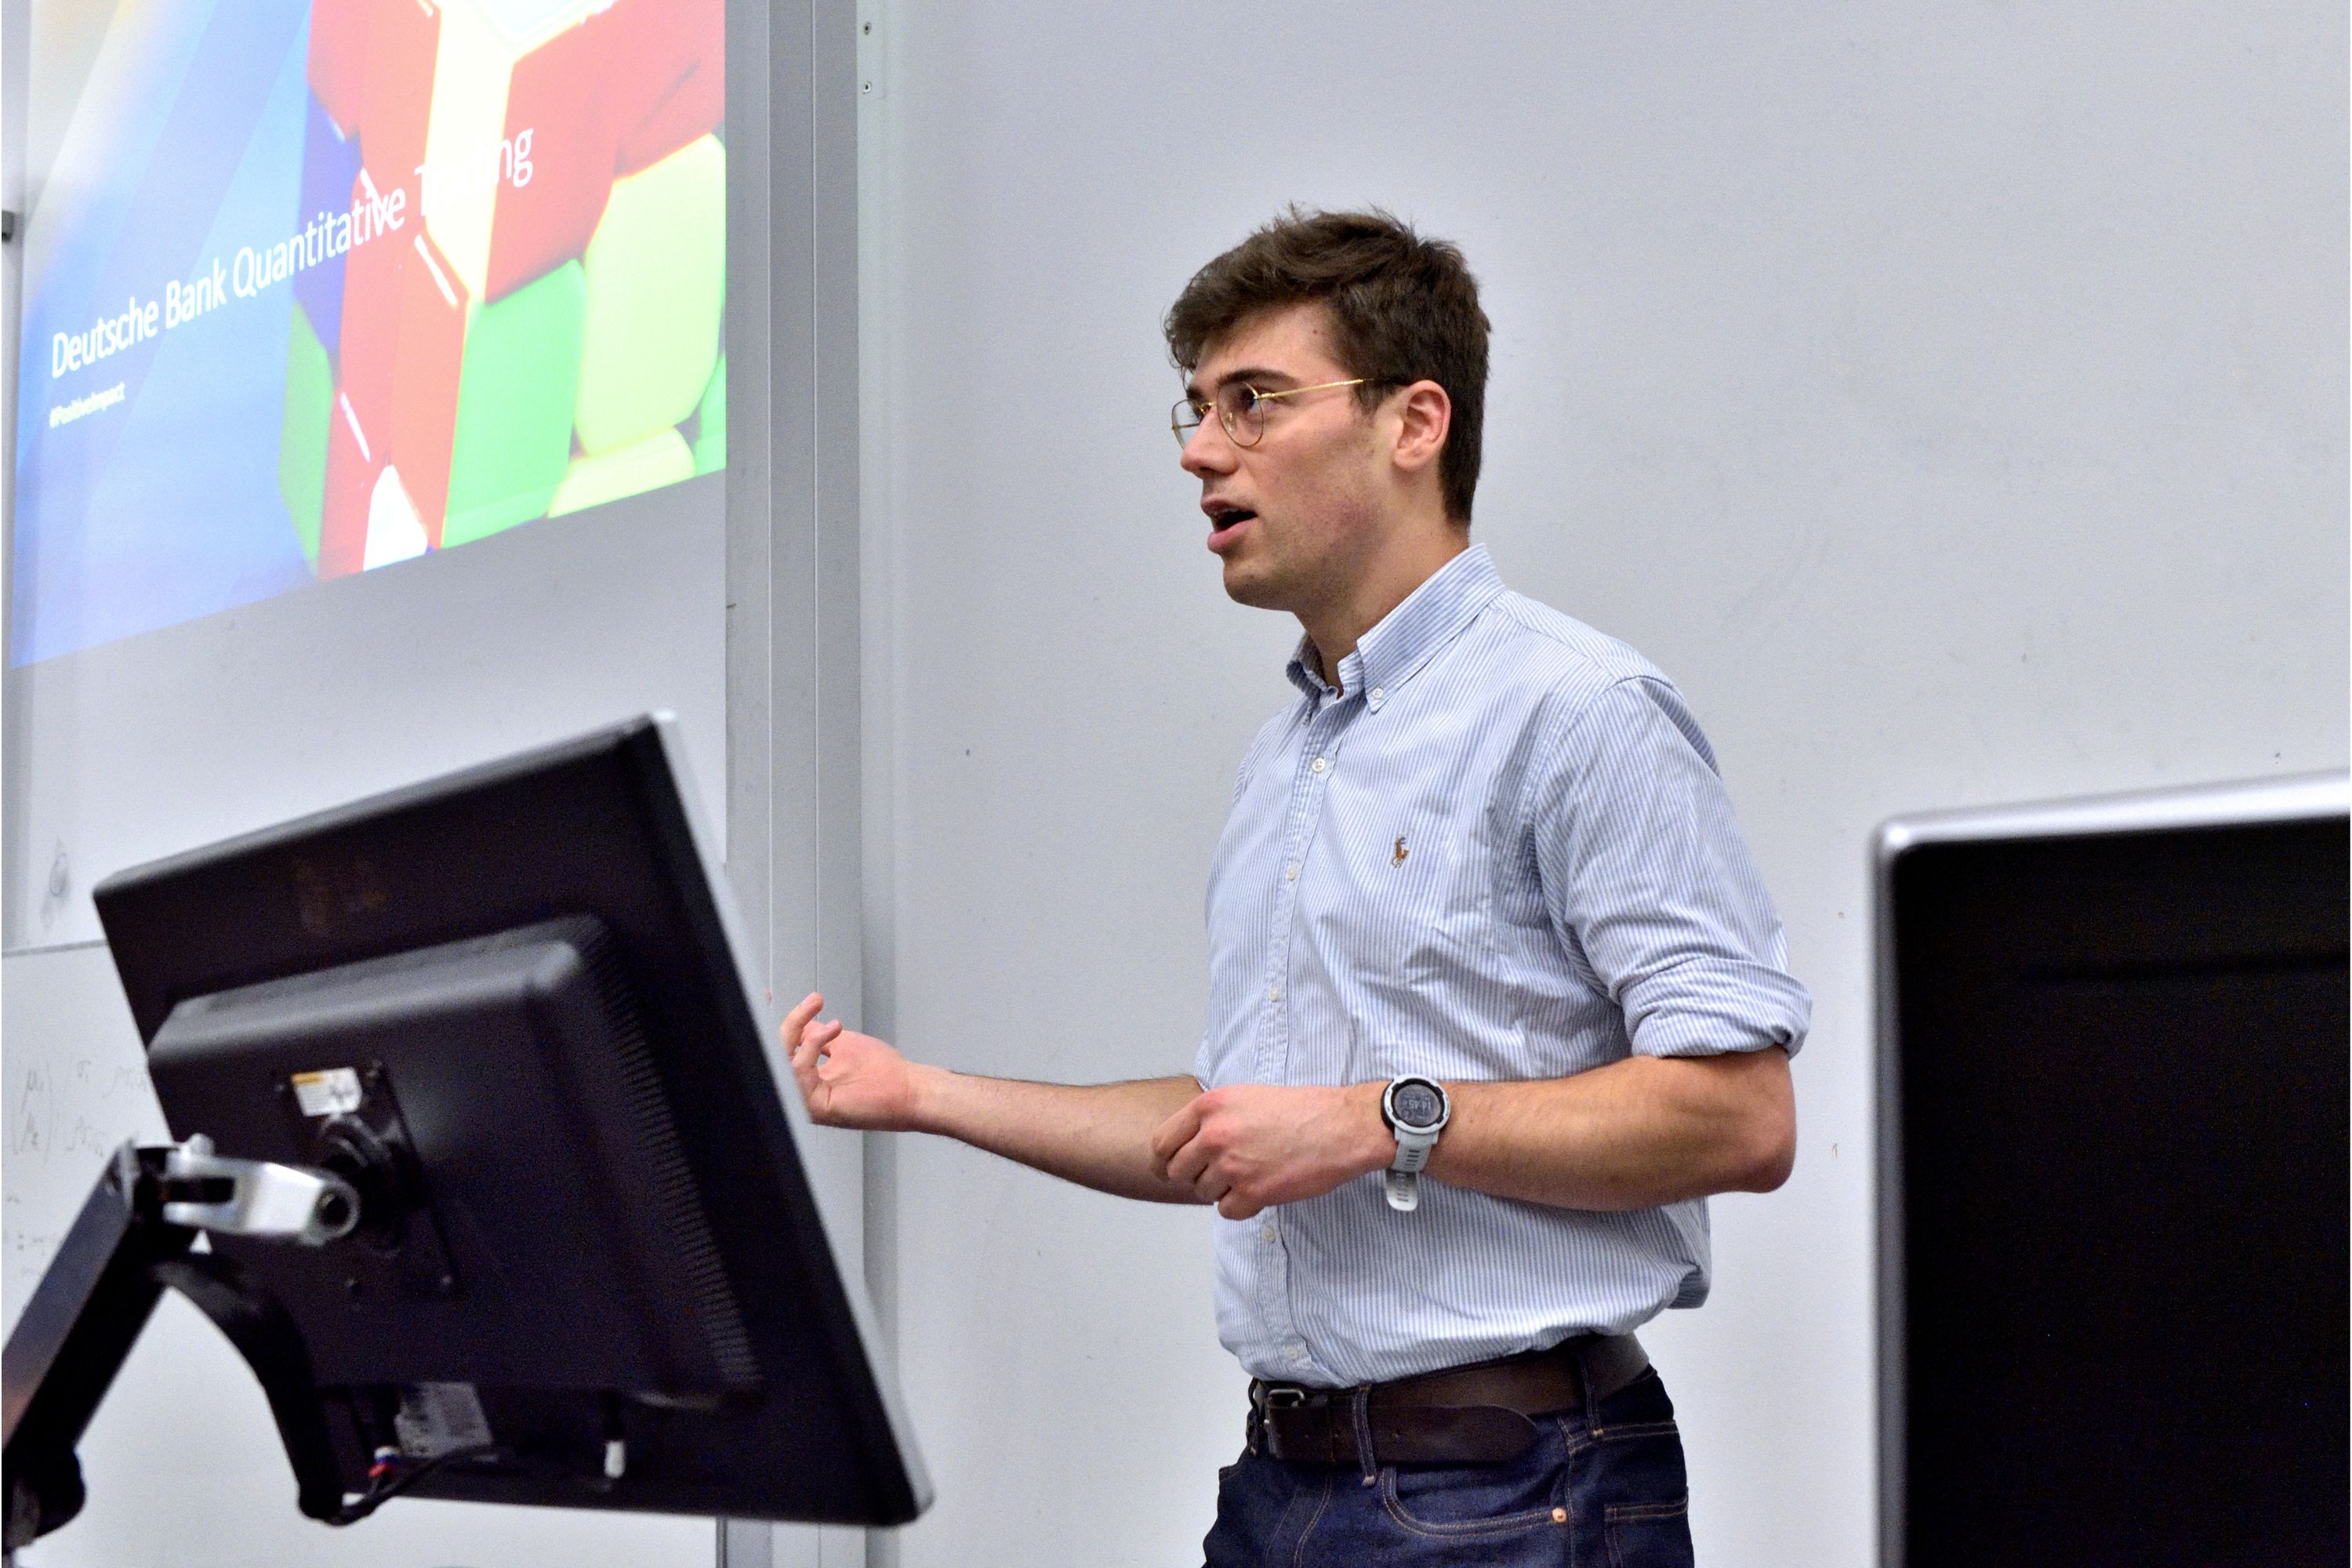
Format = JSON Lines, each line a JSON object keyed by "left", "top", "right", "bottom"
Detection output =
{"left": 1149, "top": 1081, "right": 1393, "bottom": 1219}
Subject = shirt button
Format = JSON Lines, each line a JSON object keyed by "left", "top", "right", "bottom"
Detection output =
{"left": 1369, "top": 688, "right": 1385, "bottom": 706}
{"left": 1310, "top": 757, "right": 1328, "bottom": 774}
{"left": 1284, "top": 864, "right": 1298, "bottom": 881}
{"left": 1268, "top": 985, "right": 1281, "bottom": 1003}
{"left": 1287, "top": 1343, "right": 1305, "bottom": 1361}
{"left": 1260, "top": 1223, "right": 1276, "bottom": 1243}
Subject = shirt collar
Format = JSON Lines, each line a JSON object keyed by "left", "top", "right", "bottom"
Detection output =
{"left": 1284, "top": 543, "right": 1506, "bottom": 703}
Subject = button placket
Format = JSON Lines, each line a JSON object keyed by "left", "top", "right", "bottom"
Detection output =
{"left": 1252, "top": 703, "right": 1345, "bottom": 1085}
{"left": 1247, "top": 701, "right": 1347, "bottom": 1374}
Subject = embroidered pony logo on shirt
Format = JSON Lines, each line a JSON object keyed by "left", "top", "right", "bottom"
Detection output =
{"left": 1392, "top": 837, "right": 1409, "bottom": 868}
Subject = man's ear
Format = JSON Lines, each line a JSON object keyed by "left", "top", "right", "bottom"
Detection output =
{"left": 1390, "top": 380, "right": 1452, "bottom": 479}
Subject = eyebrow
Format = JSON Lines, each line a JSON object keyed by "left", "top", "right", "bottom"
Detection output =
{"left": 1182, "top": 365, "right": 1301, "bottom": 401}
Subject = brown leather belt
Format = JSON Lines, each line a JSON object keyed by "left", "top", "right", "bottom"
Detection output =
{"left": 1247, "top": 1333, "right": 1650, "bottom": 1468}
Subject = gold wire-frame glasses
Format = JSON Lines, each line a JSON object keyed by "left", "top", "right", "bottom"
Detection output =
{"left": 1170, "top": 378, "right": 1371, "bottom": 448}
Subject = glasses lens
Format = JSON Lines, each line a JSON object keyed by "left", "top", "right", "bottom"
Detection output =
{"left": 1226, "top": 386, "right": 1265, "bottom": 447}
{"left": 1171, "top": 397, "right": 1207, "bottom": 447}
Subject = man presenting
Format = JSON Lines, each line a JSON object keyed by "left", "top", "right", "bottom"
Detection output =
{"left": 783, "top": 208, "right": 1809, "bottom": 1566}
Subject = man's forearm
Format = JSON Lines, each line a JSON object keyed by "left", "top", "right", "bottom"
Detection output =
{"left": 909, "top": 1066, "right": 1207, "bottom": 1203}
{"left": 1421, "top": 1048, "right": 1796, "bottom": 1210}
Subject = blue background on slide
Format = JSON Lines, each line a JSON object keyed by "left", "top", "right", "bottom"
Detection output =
{"left": 12, "top": 1, "right": 316, "bottom": 666}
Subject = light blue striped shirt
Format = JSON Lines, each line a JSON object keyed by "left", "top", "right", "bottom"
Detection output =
{"left": 1195, "top": 543, "right": 1809, "bottom": 1387}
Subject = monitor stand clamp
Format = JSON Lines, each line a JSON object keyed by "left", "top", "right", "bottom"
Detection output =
{"left": 2, "top": 1139, "right": 361, "bottom": 1554}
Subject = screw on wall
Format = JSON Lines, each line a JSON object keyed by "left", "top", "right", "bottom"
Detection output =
{"left": 858, "top": 13, "right": 883, "bottom": 99}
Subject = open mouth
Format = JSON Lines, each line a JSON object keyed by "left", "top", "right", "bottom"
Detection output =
{"left": 1207, "top": 506, "right": 1257, "bottom": 536}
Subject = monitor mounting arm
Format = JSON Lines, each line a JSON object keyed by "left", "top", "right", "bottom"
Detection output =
{"left": 2, "top": 1139, "right": 361, "bottom": 1552}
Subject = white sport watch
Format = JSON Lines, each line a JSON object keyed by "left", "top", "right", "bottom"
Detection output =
{"left": 1380, "top": 1075, "right": 1450, "bottom": 1212}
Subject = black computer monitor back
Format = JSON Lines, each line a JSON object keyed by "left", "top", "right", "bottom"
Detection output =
{"left": 93, "top": 716, "right": 928, "bottom": 1526}
{"left": 1876, "top": 776, "right": 2347, "bottom": 1567}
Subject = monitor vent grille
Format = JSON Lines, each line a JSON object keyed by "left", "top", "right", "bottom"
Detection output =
{"left": 569, "top": 919, "right": 763, "bottom": 1393}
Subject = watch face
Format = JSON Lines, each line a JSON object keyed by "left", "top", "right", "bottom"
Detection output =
{"left": 1391, "top": 1080, "right": 1443, "bottom": 1131}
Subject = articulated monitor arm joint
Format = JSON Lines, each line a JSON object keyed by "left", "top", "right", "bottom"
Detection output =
{"left": 2, "top": 1138, "right": 360, "bottom": 1552}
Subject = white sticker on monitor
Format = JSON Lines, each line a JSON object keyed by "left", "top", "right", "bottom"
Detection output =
{"left": 289, "top": 1067, "right": 363, "bottom": 1117}
{"left": 395, "top": 1382, "right": 495, "bottom": 1459}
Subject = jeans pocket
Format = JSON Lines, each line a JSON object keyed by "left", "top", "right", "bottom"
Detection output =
{"left": 1603, "top": 1496, "right": 1693, "bottom": 1568}
{"left": 1377, "top": 1423, "right": 1573, "bottom": 1540}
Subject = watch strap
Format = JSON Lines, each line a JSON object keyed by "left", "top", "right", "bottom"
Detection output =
{"left": 1381, "top": 1076, "right": 1448, "bottom": 1212}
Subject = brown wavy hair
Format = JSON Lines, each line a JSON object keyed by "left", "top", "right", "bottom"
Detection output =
{"left": 1163, "top": 207, "right": 1490, "bottom": 525}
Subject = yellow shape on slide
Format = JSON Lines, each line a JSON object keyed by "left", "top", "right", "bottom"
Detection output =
{"left": 546, "top": 426, "right": 695, "bottom": 517}
{"left": 573, "top": 135, "right": 724, "bottom": 454}
{"left": 419, "top": 0, "right": 596, "bottom": 299}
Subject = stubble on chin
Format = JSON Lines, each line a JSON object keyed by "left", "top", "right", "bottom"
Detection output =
{"left": 1220, "top": 557, "right": 1288, "bottom": 610}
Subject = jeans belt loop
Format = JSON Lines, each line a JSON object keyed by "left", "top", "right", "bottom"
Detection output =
{"left": 1348, "top": 1386, "right": 1377, "bottom": 1486}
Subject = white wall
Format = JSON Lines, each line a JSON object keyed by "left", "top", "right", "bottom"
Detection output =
{"left": 861, "top": 3, "right": 2347, "bottom": 1565}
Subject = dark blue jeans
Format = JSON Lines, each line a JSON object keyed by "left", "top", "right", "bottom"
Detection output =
{"left": 1201, "top": 1367, "right": 1695, "bottom": 1567}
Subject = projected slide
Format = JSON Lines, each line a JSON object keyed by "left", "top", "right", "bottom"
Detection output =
{"left": 11, "top": 0, "right": 725, "bottom": 666}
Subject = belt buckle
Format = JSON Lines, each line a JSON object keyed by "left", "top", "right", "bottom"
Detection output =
{"left": 1250, "top": 1383, "right": 1308, "bottom": 1460}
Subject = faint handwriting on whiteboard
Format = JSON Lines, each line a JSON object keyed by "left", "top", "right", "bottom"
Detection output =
{"left": 11, "top": 1065, "right": 51, "bottom": 1158}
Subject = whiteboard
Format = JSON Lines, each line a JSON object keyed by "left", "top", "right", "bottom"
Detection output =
{"left": 3, "top": 941, "right": 163, "bottom": 1328}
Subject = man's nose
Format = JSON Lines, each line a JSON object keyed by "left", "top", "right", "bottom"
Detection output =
{"left": 1179, "top": 418, "right": 1236, "bottom": 477}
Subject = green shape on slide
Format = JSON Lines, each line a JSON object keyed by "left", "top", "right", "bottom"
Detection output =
{"left": 442, "top": 260, "right": 589, "bottom": 550}
{"left": 276, "top": 305, "right": 332, "bottom": 566}
{"left": 547, "top": 426, "right": 695, "bottom": 517}
{"left": 692, "top": 354, "right": 725, "bottom": 475}
{"left": 574, "top": 135, "right": 725, "bottom": 455}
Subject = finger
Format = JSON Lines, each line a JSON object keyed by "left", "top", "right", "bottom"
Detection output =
{"left": 1149, "top": 1100, "right": 1204, "bottom": 1164}
{"left": 782, "top": 993, "right": 825, "bottom": 1045}
{"left": 1218, "top": 1192, "right": 1261, "bottom": 1221}
{"left": 795, "top": 1018, "right": 843, "bottom": 1062}
{"left": 1163, "top": 1131, "right": 1218, "bottom": 1187}
{"left": 791, "top": 1029, "right": 840, "bottom": 1098}
{"left": 1192, "top": 1167, "right": 1232, "bottom": 1205}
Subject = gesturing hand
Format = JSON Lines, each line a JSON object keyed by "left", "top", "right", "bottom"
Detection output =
{"left": 782, "top": 993, "right": 921, "bottom": 1131}
{"left": 1149, "top": 1082, "right": 1393, "bottom": 1220}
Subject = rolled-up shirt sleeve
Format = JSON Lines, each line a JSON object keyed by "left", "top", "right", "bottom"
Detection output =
{"left": 1525, "top": 675, "right": 1811, "bottom": 1061}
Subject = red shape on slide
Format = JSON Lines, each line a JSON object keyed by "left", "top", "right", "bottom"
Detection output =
{"left": 601, "top": 0, "right": 724, "bottom": 176}
{"left": 339, "top": 176, "right": 467, "bottom": 549}
{"left": 337, "top": 170, "right": 407, "bottom": 449}
{"left": 387, "top": 227, "right": 471, "bottom": 544}
{"left": 320, "top": 390, "right": 382, "bottom": 579}
{"left": 307, "top": 0, "right": 372, "bottom": 138}
{"left": 483, "top": 17, "right": 621, "bottom": 302}
{"left": 361, "top": 0, "right": 440, "bottom": 194}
